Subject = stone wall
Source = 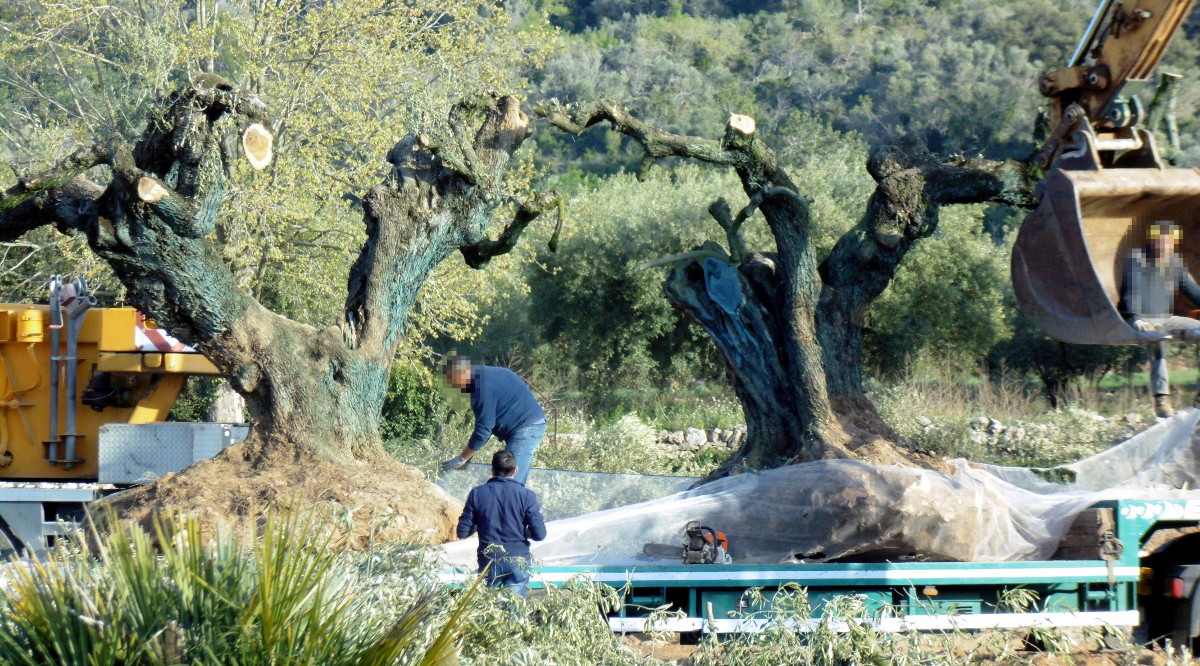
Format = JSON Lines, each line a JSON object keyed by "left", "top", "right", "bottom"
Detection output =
{"left": 656, "top": 425, "right": 746, "bottom": 458}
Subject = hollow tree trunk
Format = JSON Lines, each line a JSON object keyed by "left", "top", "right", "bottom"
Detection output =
{"left": 662, "top": 254, "right": 816, "bottom": 469}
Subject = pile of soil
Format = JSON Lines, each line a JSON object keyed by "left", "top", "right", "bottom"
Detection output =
{"left": 830, "top": 395, "right": 951, "bottom": 472}
{"left": 105, "top": 436, "right": 463, "bottom": 549}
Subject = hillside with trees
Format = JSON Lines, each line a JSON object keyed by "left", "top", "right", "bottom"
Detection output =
{"left": 457, "top": 0, "right": 1200, "bottom": 410}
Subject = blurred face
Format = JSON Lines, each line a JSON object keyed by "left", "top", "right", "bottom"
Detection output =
{"left": 447, "top": 366, "right": 472, "bottom": 390}
{"left": 1152, "top": 232, "right": 1177, "bottom": 259}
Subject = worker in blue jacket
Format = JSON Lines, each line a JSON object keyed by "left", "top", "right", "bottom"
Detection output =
{"left": 440, "top": 355, "right": 546, "bottom": 484}
{"left": 456, "top": 450, "right": 547, "bottom": 596}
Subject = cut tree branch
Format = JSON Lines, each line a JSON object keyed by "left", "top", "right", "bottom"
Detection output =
{"left": 1, "top": 75, "right": 285, "bottom": 374}
{"left": 536, "top": 100, "right": 808, "bottom": 251}
{"left": 534, "top": 99, "right": 739, "bottom": 180}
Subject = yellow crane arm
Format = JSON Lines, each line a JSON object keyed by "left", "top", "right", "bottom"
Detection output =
{"left": 1040, "top": 0, "right": 1194, "bottom": 133}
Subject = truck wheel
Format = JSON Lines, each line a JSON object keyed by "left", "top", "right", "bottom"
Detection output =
{"left": 1170, "top": 596, "right": 1198, "bottom": 656}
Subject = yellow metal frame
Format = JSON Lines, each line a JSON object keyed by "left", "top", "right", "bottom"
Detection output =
{"left": 0, "top": 305, "right": 220, "bottom": 480}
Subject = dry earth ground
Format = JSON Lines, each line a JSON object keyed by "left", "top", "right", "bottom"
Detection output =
{"left": 105, "top": 437, "right": 462, "bottom": 547}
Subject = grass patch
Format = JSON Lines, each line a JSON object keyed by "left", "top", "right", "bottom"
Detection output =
{"left": 872, "top": 371, "right": 1157, "bottom": 468}
{"left": 386, "top": 407, "right": 728, "bottom": 478}
{"left": 549, "top": 384, "right": 744, "bottom": 432}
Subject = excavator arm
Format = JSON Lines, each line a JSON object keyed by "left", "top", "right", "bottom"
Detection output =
{"left": 1013, "top": 0, "right": 1200, "bottom": 346}
{"left": 1036, "top": 0, "right": 1195, "bottom": 169}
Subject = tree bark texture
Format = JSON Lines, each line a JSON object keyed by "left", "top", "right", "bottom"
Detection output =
{"left": 1, "top": 78, "right": 542, "bottom": 462}
{"left": 538, "top": 100, "right": 1038, "bottom": 475}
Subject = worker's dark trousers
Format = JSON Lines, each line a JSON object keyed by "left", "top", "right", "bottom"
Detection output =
{"left": 1145, "top": 316, "right": 1200, "bottom": 395}
{"left": 483, "top": 555, "right": 531, "bottom": 598}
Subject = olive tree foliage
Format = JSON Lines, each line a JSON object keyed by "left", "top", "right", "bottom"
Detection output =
{"left": 864, "top": 204, "right": 1012, "bottom": 378}
{"left": 525, "top": 165, "right": 756, "bottom": 394}
{"left": 0, "top": 0, "right": 556, "bottom": 346}
{"left": 526, "top": 0, "right": 1090, "bottom": 184}
{"left": 0, "top": 0, "right": 563, "bottom": 461}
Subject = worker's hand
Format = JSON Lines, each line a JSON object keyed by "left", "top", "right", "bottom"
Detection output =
{"left": 440, "top": 456, "right": 468, "bottom": 473}
{"left": 1133, "top": 319, "right": 1159, "bottom": 332}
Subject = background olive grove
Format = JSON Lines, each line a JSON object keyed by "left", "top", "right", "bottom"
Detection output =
{"left": 457, "top": 0, "right": 1194, "bottom": 412}
{"left": 4, "top": 0, "right": 1198, "bottom": 439}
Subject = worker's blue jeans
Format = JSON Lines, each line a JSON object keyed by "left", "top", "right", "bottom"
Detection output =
{"left": 1143, "top": 316, "right": 1200, "bottom": 396}
{"left": 504, "top": 423, "right": 544, "bottom": 485}
{"left": 484, "top": 556, "right": 531, "bottom": 598}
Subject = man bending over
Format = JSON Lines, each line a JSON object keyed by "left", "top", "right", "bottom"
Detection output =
{"left": 441, "top": 355, "right": 545, "bottom": 485}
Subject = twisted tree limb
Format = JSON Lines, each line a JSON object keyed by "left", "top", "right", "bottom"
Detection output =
{"left": 535, "top": 99, "right": 738, "bottom": 180}
{"left": 818, "top": 137, "right": 1038, "bottom": 396}
{"left": 344, "top": 92, "right": 535, "bottom": 363}
{"left": 460, "top": 190, "right": 562, "bottom": 269}
{"left": 0, "top": 142, "right": 108, "bottom": 215}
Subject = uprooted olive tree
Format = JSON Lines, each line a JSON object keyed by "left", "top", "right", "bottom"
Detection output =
{"left": 0, "top": 76, "right": 554, "bottom": 541}
{"left": 538, "top": 101, "right": 1039, "bottom": 477}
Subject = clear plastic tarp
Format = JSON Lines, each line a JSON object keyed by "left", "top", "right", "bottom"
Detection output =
{"left": 439, "top": 409, "right": 1200, "bottom": 568}
{"left": 436, "top": 464, "right": 697, "bottom": 522}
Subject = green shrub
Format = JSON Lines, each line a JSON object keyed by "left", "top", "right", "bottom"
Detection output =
{"left": 167, "top": 377, "right": 222, "bottom": 423}
{"left": 987, "top": 306, "right": 1141, "bottom": 409}
{"left": 524, "top": 165, "right": 747, "bottom": 399}
{"left": 380, "top": 358, "right": 442, "bottom": 442}
{"left": 865, "top": 205, "right": 1012, "bottom": 378}
{"left": 0, "top": 511, "right": 475, "bottom": 666}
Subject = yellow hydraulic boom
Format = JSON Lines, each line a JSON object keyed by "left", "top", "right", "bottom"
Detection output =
{"left": 1013, "top": 0, "right": 1200, "bottom": 345}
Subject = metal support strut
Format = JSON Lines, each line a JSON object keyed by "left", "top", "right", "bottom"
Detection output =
{"left": 53, "top": 277, "right": 96, "bottom": 469}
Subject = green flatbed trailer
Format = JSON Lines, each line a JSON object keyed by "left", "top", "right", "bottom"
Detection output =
{"left": 443, "top": 498, "right": 1200, "bottom": 645}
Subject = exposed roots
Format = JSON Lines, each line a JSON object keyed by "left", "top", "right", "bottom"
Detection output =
{"left": 830, "top": 395, "right": 951, "bottom": 473}
{"left": 103, "top": 434, "right": 462, "bottom": 549}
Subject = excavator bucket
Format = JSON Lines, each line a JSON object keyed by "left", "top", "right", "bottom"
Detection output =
{"left": 1012, "top": 163, "right": 1200, "bottom": 345}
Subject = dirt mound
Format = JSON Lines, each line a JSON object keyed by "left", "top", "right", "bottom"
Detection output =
{"left": 104, "top": 436, "right": 463, "bottom": 548}
{"left": 831, "top": 395, "right": 951, "bottom": 473}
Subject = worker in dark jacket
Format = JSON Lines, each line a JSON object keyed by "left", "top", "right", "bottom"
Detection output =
{"left": 440, "top": 355, "right": 545, "bottom": 484}
{"left": 456, "top": 450, "right": 547, "bottom": 596}
{"left": 1118, "top": 221, "right": 1200, "bottom": 418}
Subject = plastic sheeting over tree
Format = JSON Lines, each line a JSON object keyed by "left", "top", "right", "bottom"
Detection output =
{"left": 441, "top": 411, "right": 1200, "bottom": 567}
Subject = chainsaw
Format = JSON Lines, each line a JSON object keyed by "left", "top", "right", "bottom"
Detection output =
{"left": 642, "top": 520, "right": 732, "bottom": 564}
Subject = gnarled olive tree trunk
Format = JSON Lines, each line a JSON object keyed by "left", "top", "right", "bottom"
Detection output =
{"left": 0, "top": 77, "right": 549, "bottom": 464}
{"left": 539, "top": 102, "right": 1037, "bottom": 476}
